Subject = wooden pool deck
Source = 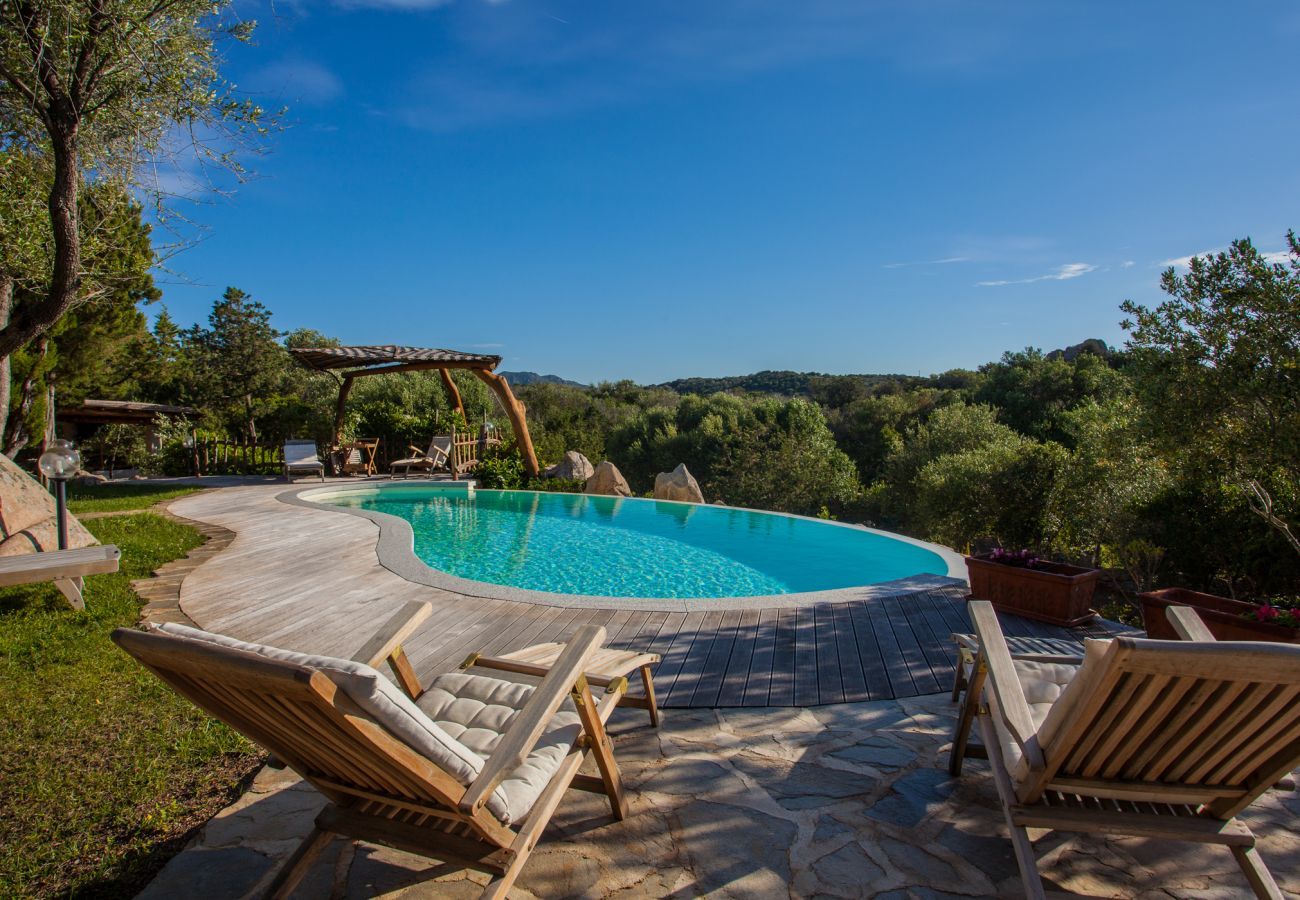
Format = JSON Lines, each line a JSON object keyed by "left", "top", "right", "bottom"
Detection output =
{"left": 167, "top": 484, "right": 1132, "bottom": 708}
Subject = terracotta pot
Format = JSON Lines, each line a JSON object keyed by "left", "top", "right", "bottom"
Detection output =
{"left": 1138, "top": 587, "right": 1300, "bottom": 643}
{"left": 965, "top": 555, "right": 1100, "bottom": 627}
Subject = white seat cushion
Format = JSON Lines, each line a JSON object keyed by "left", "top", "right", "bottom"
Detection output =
{"left": 992, "top": 658, "right": 1079, "bottom": 776}
{"left": 988, "top": 639, "right": 1113, "bottom": 782}
{"left": 418, "top": 672, "right": 582, "bottom": 825}
{"left": 151, "top": 623, "right": 581, "bottom": 826}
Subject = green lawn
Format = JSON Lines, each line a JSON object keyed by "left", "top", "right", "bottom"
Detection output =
{"left": 67, "top": 482, "right": 202, "bottom": 514}
{"left": 0, "top": 513, "right": 263, "bottom": 898}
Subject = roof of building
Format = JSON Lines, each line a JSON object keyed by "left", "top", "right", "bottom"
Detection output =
{"left": 59, "top": 399, "right": 199, "bottom": 423}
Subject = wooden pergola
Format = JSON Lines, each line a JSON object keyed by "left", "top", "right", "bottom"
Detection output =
{"left": 289, "top": 345, "right": 539, "bottom": 476}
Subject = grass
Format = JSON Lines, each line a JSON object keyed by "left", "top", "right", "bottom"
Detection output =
{"left": 67, "top": 482, "right": 202, "bottom": 514}
{"left": 0, "top": 513, "right": 263, "bottom": 898}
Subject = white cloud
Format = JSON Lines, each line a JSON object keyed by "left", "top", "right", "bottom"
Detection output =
{"left": 977, "top": 262, "right": 1096, "bottom": 287}
{"left": 1159, "top": 249, "right": 1218, "bottom": 269}
{"left": 1121, "top": 260, "right": 1135, "bottom": 268}
{"left": 1160, "top": 247, "right": 1291, "bottom": 268}
{"left": 883, "top": 256, "right": 971, "bottom": 269}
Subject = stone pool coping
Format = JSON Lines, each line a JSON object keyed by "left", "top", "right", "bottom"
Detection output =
{"left": 280, "top": 481, "right": 969, "bottom": 613}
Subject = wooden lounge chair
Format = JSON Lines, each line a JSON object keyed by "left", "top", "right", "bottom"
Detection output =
{"left": 950, "top": 600, "right": 1300, "bottom": 898}
{"left": 111, "top": 602, "right": 632, "bottom": 899}
{"left": 0, "top": 544, "right": 120, "bottom": 610}
{"left": 390, "top": 435, "right": 451, "bottom": 479}
{"left": 282, "top": 440, "right": 325, "bottom": 482}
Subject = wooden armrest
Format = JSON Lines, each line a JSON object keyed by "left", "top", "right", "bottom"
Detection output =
{"left": 460, "top": 624, "right": 605, "bottom": 816}
{"left": 408, "top": 445, "right": 424, "bottom": 455}
{"left": 353, "top": 601, "right": 432, "bottom": 698}
{"left": 1167, "top": 605, "right": 1217, "bottom": 642}
{"left": 969, "top": 601, "right": 1044, "bottom": 770}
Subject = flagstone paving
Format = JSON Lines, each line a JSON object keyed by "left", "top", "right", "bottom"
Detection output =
{"left": 141, "top": 692, "right": 1300, "bottom": 899}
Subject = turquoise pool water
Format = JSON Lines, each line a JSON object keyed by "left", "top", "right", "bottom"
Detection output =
{"left": 324, "top": 487, "right": 949, "bottom": 599}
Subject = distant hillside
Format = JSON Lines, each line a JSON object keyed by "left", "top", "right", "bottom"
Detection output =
{"left": 499, "top": 371, "right": 586, "bottom": 388}
{"left": 657, "top": 369, "right": 922, "bottom": 397}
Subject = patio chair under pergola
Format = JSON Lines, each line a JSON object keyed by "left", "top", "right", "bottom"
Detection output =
{"left": 289, "top": 345, "right": 539, "bottom": 476}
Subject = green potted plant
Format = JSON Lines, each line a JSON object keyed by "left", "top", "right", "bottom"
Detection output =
{"left": 1138, "top": 588, "right": 1300, "bottom": 643}
{"left": 965, "top": 548, "right": 1101, "bottom": 627}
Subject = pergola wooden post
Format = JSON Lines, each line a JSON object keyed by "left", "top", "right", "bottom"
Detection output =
{"left": 471, "top": 369, "right": 538, "bottom": 476}
{"left": 291, "top": 345, "right": 540, "bottom": 477}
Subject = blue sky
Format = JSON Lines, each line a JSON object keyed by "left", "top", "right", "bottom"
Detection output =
{"left": 154, "top": 1, "right": 1300, "bottom": 384}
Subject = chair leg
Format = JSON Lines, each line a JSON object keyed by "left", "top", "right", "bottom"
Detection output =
{"left": 478, "top": 845, "right": 531, "bottom": 900}
{"left": 263, "top": 826, "right": 335, "bottom": 899}
{"left": 948, "top": 659, "right": 985, "bottom": 776}
{"left": 977, "top": 715, "right": 1046, "bottom": 900}
{"left": 573, "top": 681, "right": 628, "bottom": 820}
{"left": 950, "top": 645, "right": 968, "bottom": 702}
{"left": 638, "top": 665, "right": 660, "bottom": 728}
{"left": 55, "top": 577, "right": 85, "bottom": 611}
{"left": 1231, "top": 845, "right": 1286, "bottom": 899}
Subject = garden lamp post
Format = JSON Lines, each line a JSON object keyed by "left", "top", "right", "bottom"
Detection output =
{"left": 39, "top": 440, "right": 80, "bottom": 550}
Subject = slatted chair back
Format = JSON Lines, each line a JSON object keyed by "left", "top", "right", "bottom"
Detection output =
{"left": 111, "top": 628, "right": 512, "bottom": 847}
{"left": 284, "top": 440, "right": 321, "bottom": 466}
{"left": 1029, "top": 636, "right": 1300, "bottom": 818}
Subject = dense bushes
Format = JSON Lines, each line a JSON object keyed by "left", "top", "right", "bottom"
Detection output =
{"left": 607, "top": 394, "right": 860, "bottom": 516}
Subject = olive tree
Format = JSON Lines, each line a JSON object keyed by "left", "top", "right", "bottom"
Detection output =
{"left": 0, "top": 0, "right": 271, "bottom": 407}
{"left": 1121, "top": 233, "right": 1300, "bottom": 556}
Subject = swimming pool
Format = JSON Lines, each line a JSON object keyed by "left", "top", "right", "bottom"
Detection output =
{"left": 312, "top": 485, "right": 957, "bottom": 601}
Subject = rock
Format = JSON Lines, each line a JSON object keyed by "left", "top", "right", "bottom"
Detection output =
{"left": 543, "top": 450, "right": 594, "bottom": 482}
{"left": 653, "top": 463, "right": 704, "bottom": 503}
{"left": 584, "top": 461, "right": 632, "bottom": 497}
{"left": 0, "top": 452, "right": 96, "bottom": 557}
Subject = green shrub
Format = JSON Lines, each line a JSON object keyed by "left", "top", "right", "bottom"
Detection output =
{"left": 475, "top": 444, "right": 525, "bottom": 490}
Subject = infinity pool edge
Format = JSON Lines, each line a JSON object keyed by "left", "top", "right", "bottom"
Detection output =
{"left": 281, "top": 481, "right": 968, "bottom": 612}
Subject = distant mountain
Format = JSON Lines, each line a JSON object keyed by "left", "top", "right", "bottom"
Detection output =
{"left": 657, "top": 369, "right": 921, "bottom": 397}
{"left": 499, "top": 371, "right": 587, "bottom": 388}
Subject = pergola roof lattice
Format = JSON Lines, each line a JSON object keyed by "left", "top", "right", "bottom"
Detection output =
{"left": 289, "top": 345, "right": 502, "bottom": 373}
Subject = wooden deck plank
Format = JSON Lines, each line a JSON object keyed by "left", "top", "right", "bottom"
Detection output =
{"left": 648, "top": 613, "right": 708, "bottom": 707}
{"left": 793, "top": 606, "right": 819, "bottom": 707}
{"left": 767, "top": 608, "right": 797, "bottom": 707}
{"left": 830, "top": 601, "right": 869, "bottom": 703}
{"left": 664, "top": 611, "right": 724, "bottom": 708}
{"left": 689, "top": 609, "right": 746, "bottom": 708}
{"left": 847, "top": 600, "right": 892, "bottom": 700}
{"left": 742, "top": 609, "right": 780, "bottom": 707}
{"left": 866, "top": 598, "right": 915, "bottom": 699}
{"left": 813, "top": 604, "right": 844, "bottom": 706}
{"left": 898, "top": 592, "right": 959, "bottom": 688}
{"left": 881, "top": 596, "right": 941, "bottom": 695}
{"left": 714, "top": 609, "right": 762, "bottom": 708}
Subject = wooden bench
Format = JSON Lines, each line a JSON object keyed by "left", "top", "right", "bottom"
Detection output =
{"left": 0, "top": 544, "right": 121, "bottom": 610}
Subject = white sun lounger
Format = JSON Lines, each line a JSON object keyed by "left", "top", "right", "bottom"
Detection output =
{"left": 283, "top": 440, "right": 325, "bottom": 481}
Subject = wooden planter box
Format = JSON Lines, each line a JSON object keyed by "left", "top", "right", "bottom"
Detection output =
{"left": 1138, "top": 588, "right": 1300, "bottom": 643}
{"left": 965, "top": 555, "right": 1100, "bottom": 627}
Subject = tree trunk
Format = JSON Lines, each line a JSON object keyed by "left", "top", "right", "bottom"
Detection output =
{"left": 0, "top": 122, "right": 82, "bottom": 360}
{"left": 4, "top": 338, "right": 48, "bottom": 457}
{"left": 0, "top": 274, "right": 12, "bottom": 435}
{"left": 245, "top": 394, "right": 257, "bottom": 443}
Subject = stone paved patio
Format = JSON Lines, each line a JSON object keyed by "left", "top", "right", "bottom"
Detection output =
{"left": 142, "top": 692, "right": 1300, "bottom": 899}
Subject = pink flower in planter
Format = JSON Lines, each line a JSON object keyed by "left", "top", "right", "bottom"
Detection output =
{"left": 1254, "top": 604, "right": 1280, "bottom": 622}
